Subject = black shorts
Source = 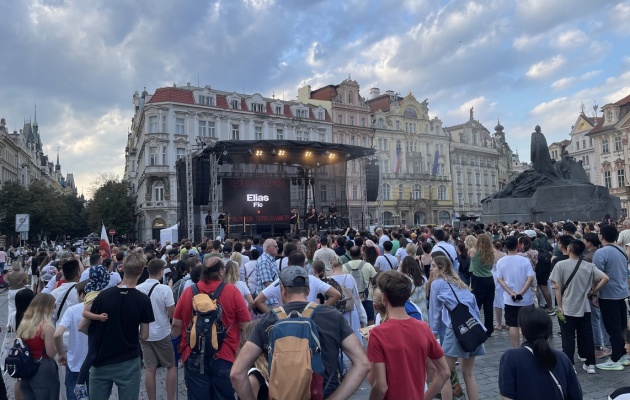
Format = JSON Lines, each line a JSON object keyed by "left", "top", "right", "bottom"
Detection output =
{"left": 536, "top": 262, "right": 551, "bottom": 286}
{"left": 504, "top": 304, "right": 534, "bottom": 327}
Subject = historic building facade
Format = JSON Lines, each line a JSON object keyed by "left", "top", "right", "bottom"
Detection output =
{"left": 125, "top": 83, "right": 332, "bottom": 241}
{"left": 446, "top": 110, "right": 512, "bottom": 218}
{"left": 585, "top": 94, "right": 630, "bottom": 215}
{"left": 566, "top": 109, "right": 598, "bottom": 183}
{"left": 366, "top": 90, "right": 452, "bottom": 226}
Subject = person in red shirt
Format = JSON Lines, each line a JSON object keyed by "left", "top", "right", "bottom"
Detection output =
{"left": 171, "top": 257, "right": 250, "bottom": 399}
{"left": 368, "top": 270, "right": 450, "bottom": 400}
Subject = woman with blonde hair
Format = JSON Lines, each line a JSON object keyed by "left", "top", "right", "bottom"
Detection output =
{"left": 223, "top": 260, "right": 254, "bottom": 311}
{"left": 469, "top": 234, "right": 496, "bottom": 336}
{"left": 430, "top": 255, "right": 483, "bottom": 400}
{"left": 16, "top": 293, "right": 59, "bottom": 400}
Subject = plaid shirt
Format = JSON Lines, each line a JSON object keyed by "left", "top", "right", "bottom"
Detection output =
{"left": 255, "top": 252, "right": 279, "bottom": 305}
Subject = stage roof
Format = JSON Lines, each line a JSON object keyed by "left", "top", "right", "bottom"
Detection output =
{"left": 201, "top": 140, "right": 376, "bottom": 167}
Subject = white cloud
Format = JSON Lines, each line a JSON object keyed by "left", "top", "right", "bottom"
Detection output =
{"left": 525, "top": 55, "right": 565, "bottom": 79}
{"left": 551, "top": 29, "right": 587, "bottom": 49}
{"left": 580, "top": 70, "right": 601, "bottom": 80}
{"left": 513, "top": 34, "right": 543, "bottom": 50}
{"left": 551, "top": 77, "right": 576, "bottom": 90}
{"left": 610, "top": 1, "right": 630, "bottom": 34}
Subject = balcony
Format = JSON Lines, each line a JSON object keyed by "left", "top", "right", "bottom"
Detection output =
{"left": 143, "top": 201, "right": 170, "bottom": 209}
{"left": 610, "top": 186, "right": 630, "bottom": 196}
{"left": 144, "top": 165, "right": 170, "bottom": 175}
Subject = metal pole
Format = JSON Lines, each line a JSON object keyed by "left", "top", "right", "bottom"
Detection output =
{"left": 185, "top": 147, "right": 194, "bottom": 241}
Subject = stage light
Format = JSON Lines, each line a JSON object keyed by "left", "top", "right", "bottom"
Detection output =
{"left": 305, "top": 151, "right": 312, "bottom": 157}
{"left": 278, "top": 150, "right": 286, "bottom": 156}
{"left": 328, "top": 152, "right": 336, "bottom": 159}
{"left": 272, "top": 149, "right": 277, "bottom": 156}
{"left": 255, "top": 150, "right": 263, "bottom": 156}
{"left": 222, "top": 150, "right": 228, "bottom": 156}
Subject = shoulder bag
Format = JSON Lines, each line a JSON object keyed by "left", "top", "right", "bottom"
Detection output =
{"left": 445, "top": 282, "right": 487, "bottom": 352}
{"left": 524, "top": 346, "right": 565, "bottom": 399}
{"left": 561, "top": 257, "right": 583, "bottom": 297}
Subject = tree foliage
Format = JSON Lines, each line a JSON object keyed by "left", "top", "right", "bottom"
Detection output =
{"left": 86, "top": 175, "right": 135, "bottom": 235}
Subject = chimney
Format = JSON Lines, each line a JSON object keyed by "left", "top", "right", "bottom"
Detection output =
{"left": 370, "top": 88, "right": 380, "bottom": 99}
{"left": 385, "top": 90, "right": 395, "bottom": 97}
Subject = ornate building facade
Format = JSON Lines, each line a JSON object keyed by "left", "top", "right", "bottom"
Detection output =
{"left": 567, "top": 108, "right": 598, "bottom": 183}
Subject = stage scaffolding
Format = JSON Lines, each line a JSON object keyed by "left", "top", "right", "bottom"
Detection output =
{"left": 177, "top": 140, "right": 375, "bottom": 241}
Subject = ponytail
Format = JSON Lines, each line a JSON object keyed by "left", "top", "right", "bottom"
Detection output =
{"left": 531, "top": 333, "right": 557, "bottom": 370}
{"left": 518, "top": 307, "right": 557, "bottom": 371}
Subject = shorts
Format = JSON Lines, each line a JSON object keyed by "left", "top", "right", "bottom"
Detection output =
{"left": 140, "top": 335, "right": 175, "bottom": 369}
{"left": 536, "top": 263, "right": 551, "bottom": 286}
{"left": 504, "top": 304, "right": 534, "bottom": 328}
{"left": 441, "top": 327, "right": 485, "bottom": 358}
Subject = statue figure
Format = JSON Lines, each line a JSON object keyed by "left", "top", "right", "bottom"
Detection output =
{"left": 470, "top": 107, "right": 474, "bottom": 120}
{"left": 530, "top": 125, "right": 563, "bottom": 180}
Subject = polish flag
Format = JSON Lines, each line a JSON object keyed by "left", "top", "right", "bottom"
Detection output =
{"left": 99, "top": 224, "right": 112, "bottom": 259}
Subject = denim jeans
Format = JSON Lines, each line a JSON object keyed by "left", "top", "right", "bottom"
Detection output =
{"left": 599, "top": 298, "right": 628, "bottom": 362}
{"left": 184, "top": 354, "right": 234, "bottom": 400}
{"left": 471, "top": 275, "right": 495, "bottom": 335}
{"left": 559, "top": 312, "right": 595, "bottom": 365}
{"left": 591, "top": 301, "right": 611, "bottom": 348}
{"left": 65, "top": 366, "right": 80, "bottom": 400}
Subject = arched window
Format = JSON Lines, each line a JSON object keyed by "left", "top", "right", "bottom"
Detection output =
{"left": 383, "top": 211, "right": 394, "bottom": 225}
{"left": 348, "top": 91, "right": 353, "bottom": 104}
{"left": 398, "top": 184, "right": 404, "bottom": 200}
{"left": 438, "top": 185, "right": 447, "bottom": 200}
{"left": 413, "top": 184, "right": 422, "bottom": 200}
{"left": 154, "top": 182, "right": 164, "bottom": 202}
{"left": 382, "top": 183, "right": 391, "bottom": 200}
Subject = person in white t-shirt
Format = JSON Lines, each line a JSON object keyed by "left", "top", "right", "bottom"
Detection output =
{"left": 243, "top": 248, "right": 260, "bottom": 295}
{"left": 313, "top": 236, "right": 336, "bottom": 274}
{"left": 253, "top": 250, "right": 340, "bottom": 313}
{"left": 136, "top": 258, "right": 176, "bottom": 400}
{"left": 374, "top": 241, "right": 399, "bottom": 272}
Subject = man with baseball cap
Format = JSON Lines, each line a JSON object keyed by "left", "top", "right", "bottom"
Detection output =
{"left": 231, "top": 265, "right": 369, "bottom": 399}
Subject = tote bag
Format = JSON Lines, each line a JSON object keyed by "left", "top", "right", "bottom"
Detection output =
{"left": 446, "top": 283, "right": 487, "bottom": 352}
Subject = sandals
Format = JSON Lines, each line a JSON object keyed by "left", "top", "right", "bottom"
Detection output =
{"left": 494, "top": 324, "right": 505, "bottom": 331}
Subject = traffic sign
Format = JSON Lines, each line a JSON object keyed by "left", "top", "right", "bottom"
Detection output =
{"left": 20, "top": 231, "right": 28, "bottom": 241}
{"left": 109, "top": 229, "right": 116, "bottom": 236}
{"left": 15, "top": 214, "right": 29, "bottom": 232}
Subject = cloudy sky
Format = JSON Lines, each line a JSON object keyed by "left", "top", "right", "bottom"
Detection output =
{"left": 1, "top": 0, "right": 629, "bottom": 196}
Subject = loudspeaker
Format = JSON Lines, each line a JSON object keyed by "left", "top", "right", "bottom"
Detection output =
{"left": 366, "top": 161, "right": 379, "bottom": 202}
{"left": 193, "top": 157, "right": 210, "bottom": 205}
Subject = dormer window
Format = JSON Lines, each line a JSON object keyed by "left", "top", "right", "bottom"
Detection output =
{"left": 199, "top": 95, "right": 215, "bottom": 106}
{"left": 275, "top": 105, "right": 282, "bottom": 115}
{"left": 296, "top": 109, "right": 308, "bottom": 118}
{"left": 230, "top": 99, "right": 239, "bottom": 110}
{"left": 317, "top": 111, "right": 324, "bottom": 120}
{"left": 252, "top": 103, "right": 264, "bottom": 113}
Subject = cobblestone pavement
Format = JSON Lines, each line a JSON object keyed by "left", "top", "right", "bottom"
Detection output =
{"left": 0, "top": 287, "right": 627, "bottom": 399}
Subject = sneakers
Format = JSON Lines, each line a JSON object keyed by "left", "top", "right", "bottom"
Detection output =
{"left": 583, "top": 364, "right": 596, "bottom": 374}
{"left": 547, "top": 307, "right": 556, "bottom": 316}
{"left": 596, "top": 358, "right": 625, "bottom": 371}
{"left": 620, "top": 355, "right": 630, "bottom": 366}
{"left": 74, "top": 384, "right": 88, "bottom": 400}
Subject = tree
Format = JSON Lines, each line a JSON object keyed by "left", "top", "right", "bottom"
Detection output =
{"left": 87, "top": 176, "right": 135, "bottom": 235}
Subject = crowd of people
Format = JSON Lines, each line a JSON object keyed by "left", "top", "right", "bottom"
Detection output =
{"left": 0, "top": 218, "right": 630, "bottom": 399}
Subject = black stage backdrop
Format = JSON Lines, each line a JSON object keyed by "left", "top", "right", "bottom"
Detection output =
{"left": 222, "top": 178, "right": 291, "bottom": 224}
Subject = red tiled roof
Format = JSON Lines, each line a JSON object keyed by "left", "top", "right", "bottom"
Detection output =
{"left": 241, "top": 98, "right": 248, "bottom": 111}
{"left": 266, "top": 103, "right": 273, "bottom": 115}
{"left": 311, "top": 85, "right": 337, "bottom": 101}
{"left": 367, "top": 94, "right": 391, "bottom": 113}
{"left": 615, "top": 94, "right": 630, "bottom": 106}
{"left": 284, "top": 104, "right": 293, "bottom": 118}
{"left": 216, "top": 94, "right": 229, "bottom": 109}
{"left": 586, "top": 117, "right": 607, "bottom": 136}
{"left": 309, "top": 108, "right": 315, "bottom": 120}
{"left": 147, "top": 88, "right": 195, "bottom": 105}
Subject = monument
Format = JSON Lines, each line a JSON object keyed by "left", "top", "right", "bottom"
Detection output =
{"left": 482, "top": 126, "right": 622, "bottom": 223}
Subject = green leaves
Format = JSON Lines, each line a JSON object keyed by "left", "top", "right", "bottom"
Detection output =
{"left": 86, "top": 177, "right": 135, "bottom": 236}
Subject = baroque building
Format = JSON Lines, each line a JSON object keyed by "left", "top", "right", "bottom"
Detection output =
{"left": 446, "top": 109, "right": 512, "bottom": 218}
{"left": 566, "top": 106, "right": 598, "bottom": 183}
{"left": 366, "top": 90, "right": 453, "bottom": 225}
{"left": 125, "top": 83, "right": 333, "bottom": 241}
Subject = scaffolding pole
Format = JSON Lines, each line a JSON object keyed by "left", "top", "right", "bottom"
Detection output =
{"left": 185, "top": 147, "right": 194, "bottom": 241}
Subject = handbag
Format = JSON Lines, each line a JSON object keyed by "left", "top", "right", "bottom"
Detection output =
{"left": 445, "top": 283, "right": 487, "bottom": 352}
{"left": 340, "top": 274, "right": 356, "bottom": 312}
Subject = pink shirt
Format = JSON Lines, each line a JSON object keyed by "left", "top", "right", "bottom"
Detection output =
{"left": 0, "top": 251, "right": 7, "bottom": 263}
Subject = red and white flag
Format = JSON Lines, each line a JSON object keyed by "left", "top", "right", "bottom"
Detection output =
{"left": 99, "top": 224, "right": 112, "bottom": 259}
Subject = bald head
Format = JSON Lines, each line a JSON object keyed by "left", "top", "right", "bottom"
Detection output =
{"left": 263, "top": 239, "right": 278, "bottom": 256}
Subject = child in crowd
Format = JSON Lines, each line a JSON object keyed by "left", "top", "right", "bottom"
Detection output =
{"left": 73, "top": 264, "right": 110, "bottom": 400}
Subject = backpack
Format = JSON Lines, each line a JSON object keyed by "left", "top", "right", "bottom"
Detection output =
{"left": 533, "top": 237, "right": 552, "bottom": 268}
{"left": 347, "top": 261, "right": 368, "bottom": 299}
{"left": 4, "top": 339, "right": 40, "bottom": 379}
{"left": 267, "top": 303, "right": 325, "bottom": 400}
{"left": 320, "top": 276, "right": 354, "bottom": 314}
{"left": 172, "top": 276, "right": 191, "bottom": 305}
{"left": 185, "top": 282, "right": 227, "bottom": 374}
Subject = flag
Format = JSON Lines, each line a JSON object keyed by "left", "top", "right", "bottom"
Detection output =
{"left": 395, "top": 146, "right": 402, "bottom": 173}
{"left": 99, "top": 224, "right": 112, "bottom": 260}
{"left": 432, "top": 149, "right": 440, "bottom": 175}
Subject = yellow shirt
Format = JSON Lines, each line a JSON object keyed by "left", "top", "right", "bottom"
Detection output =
{"left": 85, "top": 290, "right": 101, "bottom": 306}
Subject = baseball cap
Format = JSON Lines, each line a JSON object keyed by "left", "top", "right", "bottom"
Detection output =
{"left": 524, "top": 230, "right": 537, "bottom": 239}
{"left": 189, "top": 249, "right": 198, "bottom": 257}
{"left": 222, "top": 245, "right": 233, "bottom": 254}
{"left": 278, "top": 266, "right": 309, "bottom": 287}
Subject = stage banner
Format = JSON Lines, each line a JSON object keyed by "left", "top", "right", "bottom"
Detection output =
{"left": 222, "top": 178, "right": 291, "bottom": 224}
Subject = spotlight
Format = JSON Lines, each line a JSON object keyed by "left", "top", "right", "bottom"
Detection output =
{"left": 255, "top": 150, "right": 263, "bottom": 156}
{"left": 222, "top": 150, "right": 228, "bottom": 156}
{"left": 305, "top": 151, "right": 312, "bottom": 157}
{"left": 278, "top": 150, "right": 286, "bottom": 156}
{"left": 328, "top": 152, "right": 336, "bottom": 159}
{"left": 272, "top": 149, "right": 277, "bottom": 156}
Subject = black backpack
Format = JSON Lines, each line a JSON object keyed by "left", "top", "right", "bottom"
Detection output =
{"left": 533, "top": 237, "right": 552, "bottom": 267}
{"left": 4, "top": 339, "right": 40, "bottom": 379}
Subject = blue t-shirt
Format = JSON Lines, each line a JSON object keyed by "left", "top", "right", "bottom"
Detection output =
{"left": 499, "top": 345, "right": 582, "bottom": 400}
{"left": 593, "top": 244, "right": 629, "bottom": 300}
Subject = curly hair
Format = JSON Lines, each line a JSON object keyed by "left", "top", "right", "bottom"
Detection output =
{"left": 476, "top": 234, "right": 495, "bottom": 267}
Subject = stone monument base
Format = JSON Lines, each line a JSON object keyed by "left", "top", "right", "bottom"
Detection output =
{"left": 482, "top": 184, "right": 621, "bottom": 223}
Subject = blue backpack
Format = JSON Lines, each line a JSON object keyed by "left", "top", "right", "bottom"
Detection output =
{"left": 405, "top": 300, "right": 423, "bottom": 321}
{"left": 267, "top": 302, "right": 325, "bottom": 400}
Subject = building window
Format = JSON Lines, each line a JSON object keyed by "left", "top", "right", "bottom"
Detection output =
{"left": 349, "top": 116, "right": 355, "bottom": 126}
{"left": 602, "top": 138, "right": 609, "bottom": 154}
{"left": 589, "top": 137, "right": 593, "bottom": 147}
{"left": 252, "top": 103, "right": 264, "bottom": 113}
{"left": 475, "top": 172, "right": 480, "bottom": 185}
{"left": 396, "top": 120, "right": 400, "bottom": 131}
{"left": 176, "top": 118, "right": 185, "bottom": 134}
{"left": 456, "top": 171, "right": 462, "bottom": 184}
{"left": 208, "top": 121, "right": 216, "bottom": 137}
{"left": 276, "top": 128, "right": 284, "bottom": 140}
{"left": 604, "top": 171, "right": 612, "bottom": 188}
{"left": 439, "top": 164, "right": 445, "bottom": 175}
{"left": 320, "top": 184, "right": 327, "bottom": 202}
{"left": 585, "top": 155, "right": 589, "bottom": 165}
{"left": 382, "top": 183, "right": 391, "bottom": 200}
{"left": 317, "top": 111, "right": 324, "bottom": 120}
{"left": 576, "top": 141, "right": 580, "bottom": 150}
{"left": 296, "top": 131, "right": 303, "bottom": 141}
{"left": 377, "top": 118, "right": 384, "bottom": 128}
{"left": 491, "top": 174, "right": 496, "bottom": 186}
{"left": 476, "top": 193, "right": 481, "bottom": 204}
{"left": 148, "top": 116, "right": 158, "bottom": 133}
{"left": 361, "top": 117, "right": 366, "bottom": 127}
{"left": 458, "top": 193, "right": 463, "bottom": 206}
{"left": 615, "top": 136, "right": 622, "bottom": 152}
{"left": 319, "top": 133, "right": 325, "bottom": 142}
{"left": 582, "top": 139, "right": 586, "bottom": 148}
{"left": 437, "top": 185, "right": 447, "bottom": 200}
{"left": 199, "top": 121, "right": 207, "bottom": 137}
{"left": 415, "top": 161, "right": 422, "bottom": 174}
{"left": 162, "top": 147, "right": 167, "bottom": 164}
{"left": 348, "top": 91, "right": 353, "bottom": 104}
{"left": 296, "top": 109, "right": 308, "bottom": 118}
{"left": 618, "top": 169, "right": 625, "bottom": 187}
{"left": 149, "top": 147, "right": 158, "bottom": 166}
{"left": 176, "top": 148, "right": 186, "bottom": 160}
{"left": 231, "top": 124, "right": 240, "bottom": 140}
{"left": 199, "top": 95, "right": 214, "bottom": 106}
{"left": 383, "top": 212, "right": 393, "bottom": 225}
{"left": 230, "top": 99, "right": 239, "bottom": 110}
{"left": 350, "top": 135, "right": 355, "bottom": 146}
{"left": 338, "top": 114, "right": 344, "bottom": 124}
{"left": 398, "top": 184, "right": 404, "bottom": 199}
{"left": 162, "top": 116, "right": 167, "bottom": 132}
{"left": 254, "top": 126, "right": 263, "bottom": 140}
{"left": 484, "top": 174, "right": 489, "bottom": 185}
{"left": 275, "top": 105, "right": 282, "bottom": 115}
{"left": 467, "top": 172, "right": 472, "bottom": 185}
{"left": 351, "top": 160, "right": 357, "bottom": 172}
{"left": 413, "top": 184, "right": 422, "bottom": 200}
{"left": 352, "top": 185, "right": 358, "bottom": 200}
{"left": 154, "top": 183, "right": 164, "bottom": 202}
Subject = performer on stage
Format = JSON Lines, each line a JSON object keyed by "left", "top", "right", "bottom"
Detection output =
{"left": 205, "top": 210, "right": 212, "bottom": 229}
{"left": 218, "top": 212, "right": 227, "bottom": 238}
{"left": 289, "top": 208, "right": 298, "bottom": 234}
{"left": 307, "top": 207, "right": 318, "bottom": 237}
{"left": 329, "top": 202, "right": 338, "bottom": 229}
{"left": 318, "top": 211, "right": 326, "bottom": 231}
